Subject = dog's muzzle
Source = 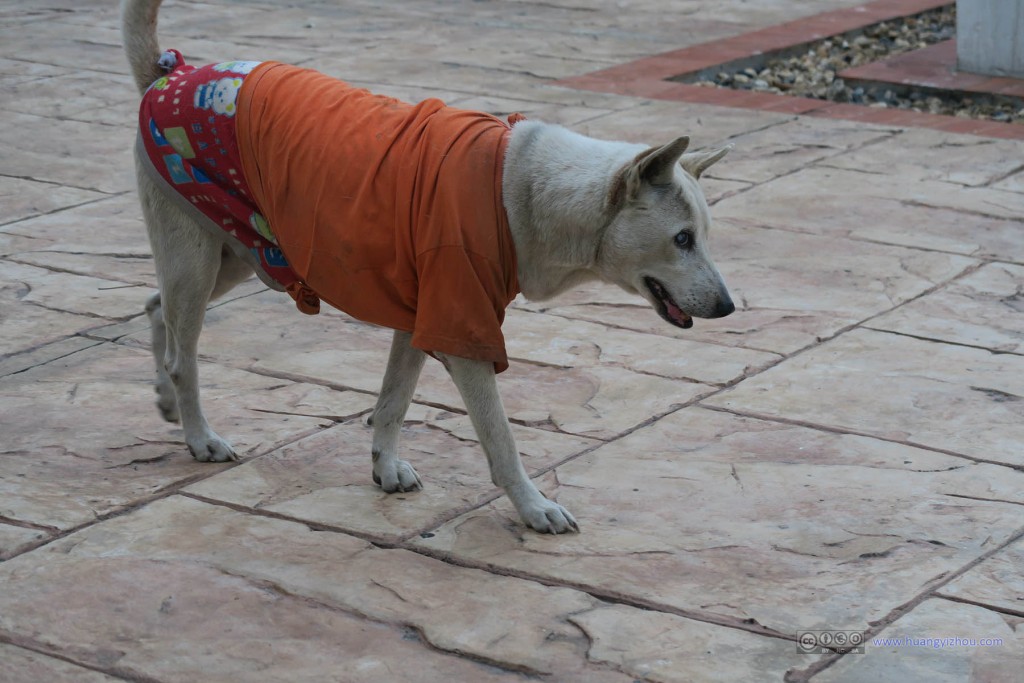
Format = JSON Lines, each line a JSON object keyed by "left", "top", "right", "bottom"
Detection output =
{"left": 644, "top": 277, "right": 693, "bottom": 329}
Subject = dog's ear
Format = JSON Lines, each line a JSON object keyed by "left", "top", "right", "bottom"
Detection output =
{"left": 624, "top": 136, "right": 690, "bottom": 199}
{"left": 680, "top": 144, "right": 733, "bottom": 179}
{"left": 640, "top": 136, "right": 690, "bottom": 185}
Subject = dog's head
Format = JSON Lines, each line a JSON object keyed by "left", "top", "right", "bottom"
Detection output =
{"left": 598, "top": 136, "right": 734, "bottom": 329}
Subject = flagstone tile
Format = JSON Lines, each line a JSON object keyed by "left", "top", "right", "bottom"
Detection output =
{"left": 0, "top": 336, "right": 101, "bottom": 378}
{"left": 446, "top": 93, "right": 615, "bottom": 127}
{"left": 1, "top": 265, "right": 119, "bottom": 354}
{"left": 2, "top": 194, "right": 150, "bottom": 255}
{"left": 141, "top": 4, "right": 340, "bottom": 46}
{"left": 504, "top": 308, "right": 780, "bottom": 385}
{"left": 13, "top": 251, "right": 155, "bottom": 286}
{"left": 514, "top": 282, "right": 844, "bottom": 357}
{"left": 713, "top": 167, "right": 1024, "bottom": 261}
{"left": 0, "top": 557, "right": 532, "bottom": 683}
{"left": 483, "top": 362, "right": 712, "bottom": 437}
{"left": 938, "top": 538, "right": 1024, "bottom": 617}
{"left": 701, "top": 176, "right": 754, "bottom": 204}
{"left": 1, "top": 70, "right": 137, "bottom": 120}
{"left": 298, "top": 54, "right": 540, "bottom": 98}
{"left": 1, "top": 644, "right": 122, "bottom": 683}
{"left": 0, "top": 56, "right": 65, "bottom": 86}
{"left": 0, "top": 231, "right": 48, "bottom": 257}
{"left": 0, "top": 22, "right": 311, "bottom": 80}
{"left": 82, "top": 279, "right": 269, "bottom": 344}
{"left": 576, "top": 99, "right": 790, "bottom": 147}
{"left": 413, "top": 407, "right": 1024, "bottom": 635}
{"left": 0, "top": 176, "right": 105, "bottom": 227}
{"left": 868, "top": 262, "right": 1024, "bottom": 354}
{"left": 706, "top": 328, "right": 1024, "bottom": 467}
{"left": 123, "top": 289, "right": 716, "bottom": 438}
{"left": 514, "top": 222, "right": 976, "bottom": 355}
{"left": 571, "top": 603, "right": 807, "bottom": 682}
{"left": 0, "top": 496, "right": 633, "bottom": 682}
{"left": 0, "top": 342, "right": 369, "bottom": 530}
{"left": 811, "top": 599, "right": 1024, "bottom": 683}
{"left": 821, "top": 127, "right": 1024, "bottom": 188}
{"left": 0, "top": 112, "right": 135, "bottom": 194}
{"left": 710, "top": 116, "right": 895, "bottom": 185}
{"left": 186, "top": 409, "right": 599, "bottom": 541}
{"left": 3, "top": 261, "right": 150, "bottom": 322}
{"left": 119, "top": 290, "right": 398, "bottom": 388}
{"left": 991, "top": 173, "right": 1024, "bottom": 193}
{"left": 0, "top": 524, "right": 49, "bottom": 561}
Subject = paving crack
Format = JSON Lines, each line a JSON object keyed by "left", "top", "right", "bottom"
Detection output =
{"left": 0, "top": 337, "right": 102, "bottom": 377}
{"left": 0, "top": 196, "right": 121, "bottom": 229}
{"left": 943, "top": 492, "right": 1024, "bottom": 507}
{"left": 862, "top": 326, "right": 1024, "bottom": 357}
{"left": 932, "top": 593, "right": 1024, "bottom": 619}
{"left": 0, "top": 169, "right": 117, "bottom": 196}
{"left": 440, "top": 61, "right": 551, "bottom": 80}
{"left": 397, "top": 541, "right": 794, "bottom": 642}
{"left": 983, "top": 162, "right": 1024, "bottom": 188}
{"left": 0, "top": 515, "right": 60, "bottom": 534}
{"left": 20, "top": 299, "right": 126, "bottom": 322}
{"left": 102, "top": 446, "right": 182, "bottom": 469}
{"left": 899, "top": 197, "right": 1022, "bottom": 223}
{"left": 7, "top": 256, "right": 151, "bottom": 287}
{"left": 699, "top": 404, "right": 1024, "bottom": 472}
{"left": 0, "top": 632, "right": 161, "bottom": 683}
{"left": 210, "top": 566, "right": 551, "bottom": 677}
{"left": 786, "top": 523, "right": 1024, "bottom": 682}
{"left": 249, "top": 406, "right": 373, "bottom": 423}
{"left": 0, "top": 426, "right": 325, "bottom": 562}
{"left": 730, "top": 462, "right": 744, "bottom": 490}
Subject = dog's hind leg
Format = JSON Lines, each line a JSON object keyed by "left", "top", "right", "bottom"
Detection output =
{"left": 138, "top": 159, "right": 251, "bottom": 462}
{"left": 145, "top": 291, "right": 179, "bottom": 423}
{"left": 437, "top": 354, "right": 578, "bottom": 534}
{"left": 144, "top": 248, "right": 252, "bottom": 425}
{"left": 370, "top": 330, "right": 426, "bottom": 492}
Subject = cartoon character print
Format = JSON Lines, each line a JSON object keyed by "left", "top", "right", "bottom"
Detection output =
{"left": 212, "top": 61, "right": 262, "bottom": 75}
{"left": 193, "top": 77, "right": 243, "bottom": 116}
{"left": 250, "top": 212, "right": 277, "bottom": 244}
{"left": 142, "top": 56, "right": 303, "bottom": 299}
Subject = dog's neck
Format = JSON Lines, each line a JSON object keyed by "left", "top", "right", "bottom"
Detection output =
{"left": 502, "top": 121, "right": 643, "bottom": 301}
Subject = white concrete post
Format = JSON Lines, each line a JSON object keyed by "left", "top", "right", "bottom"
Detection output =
{"left": 957, "top": 0, "right": 1024, "bottom": 78}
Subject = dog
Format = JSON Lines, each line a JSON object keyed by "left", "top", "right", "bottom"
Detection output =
{"left": 121, "top": 0, "right": 735, "bottom": 534}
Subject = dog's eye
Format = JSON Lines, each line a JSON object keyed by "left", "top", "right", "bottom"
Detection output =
{"left": 674, "top": 231, "right": 692, "bottom": 248}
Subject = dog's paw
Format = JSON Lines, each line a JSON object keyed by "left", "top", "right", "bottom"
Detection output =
{"left": 519, "top": 499, "right": 579, "bottom": 535}
{"left": 155, "top": 385, "right": 179, "bottom": 423}
{"left": 373, "top": 458, "right": 422, "bottom": 493}
{"left": 187, "top": 434, "right": 238, "bottom": 463}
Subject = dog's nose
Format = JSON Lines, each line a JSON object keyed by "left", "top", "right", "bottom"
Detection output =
{"left": 713, "top": 297, "right": 735, "bottom": 318}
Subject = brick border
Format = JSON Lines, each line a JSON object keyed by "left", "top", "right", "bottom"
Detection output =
{"left": 555, "top": 0, "right": 1024, "bottom": 140}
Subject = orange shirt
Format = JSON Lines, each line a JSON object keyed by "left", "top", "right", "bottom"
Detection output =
{"left": 236, "top": 63, "right": 519, "bottom": 371}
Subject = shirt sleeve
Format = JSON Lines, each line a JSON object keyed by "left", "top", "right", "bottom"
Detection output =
{"left": 411, "top": 245, "right": 510, "bottom": 372}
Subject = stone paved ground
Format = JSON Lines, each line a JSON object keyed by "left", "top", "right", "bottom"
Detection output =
{"left": 1, "top": 0, "right": 1022, "bottom": 681}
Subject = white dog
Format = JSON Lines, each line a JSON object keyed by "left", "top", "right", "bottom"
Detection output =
{"left": 121, "top": 0, "right": 734, "bottom": 534}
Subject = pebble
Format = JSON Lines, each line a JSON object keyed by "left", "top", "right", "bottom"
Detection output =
{"left": 698, "top": 6, "right": 1022, "bottom": 125}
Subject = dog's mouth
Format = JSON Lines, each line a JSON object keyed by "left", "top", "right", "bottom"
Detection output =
{"left": 644, "top": 277, "right": 693, "bottom": 329}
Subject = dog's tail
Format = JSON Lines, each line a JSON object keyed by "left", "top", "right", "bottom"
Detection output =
{"left": 121, "top": 0, "right": 165, "bottom": 94}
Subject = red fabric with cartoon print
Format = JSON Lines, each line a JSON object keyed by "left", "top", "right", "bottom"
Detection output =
{"left": 139, "top": 58, "right": 307, "bottom": 299}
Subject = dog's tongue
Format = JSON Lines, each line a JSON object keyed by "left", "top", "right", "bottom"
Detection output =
{"left": 665, "top": 299, "right": 693, "bottom": 327}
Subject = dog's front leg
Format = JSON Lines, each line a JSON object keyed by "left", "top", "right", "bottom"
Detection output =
{"left": 437, "top": 354, "right": 579, "bottom": 534}
{"left": 370, "top": 330, "right": 426, "bottom": 492}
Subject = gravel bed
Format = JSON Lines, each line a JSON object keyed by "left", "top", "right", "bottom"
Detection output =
{"left": 692, "top": 5, "right": 1024, "bottom": 125}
